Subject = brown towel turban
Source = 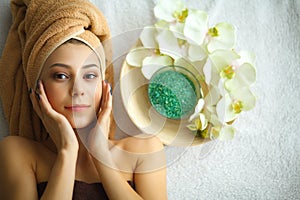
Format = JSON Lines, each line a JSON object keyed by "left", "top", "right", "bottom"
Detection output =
{"left": 0, "top": 0, "right": 113, "bottom": 143}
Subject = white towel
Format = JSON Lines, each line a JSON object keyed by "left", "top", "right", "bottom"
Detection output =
{"left": 1, "top": 0, "right": 299, "bottom": 199}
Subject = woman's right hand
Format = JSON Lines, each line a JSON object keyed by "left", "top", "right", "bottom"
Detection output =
{"left": 30, "top": 81, "right": 79, "bottom": 152}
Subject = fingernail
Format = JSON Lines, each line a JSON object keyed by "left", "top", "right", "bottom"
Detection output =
{"left": 37, "top": 80, "right": 41, "bottom": 89}
{"left": 107, "top": 83, "right": 112, "bottom": 95}
{"left": 35, "top": 91, "right": 40, "bottom": 100}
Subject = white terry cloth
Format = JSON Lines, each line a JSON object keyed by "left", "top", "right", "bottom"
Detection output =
{"left": 1, "top": 0, "right": 299, "bottom": 199}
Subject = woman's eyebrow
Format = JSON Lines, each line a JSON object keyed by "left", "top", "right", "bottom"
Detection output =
{"left": 49, "top": 63, "right": 70, "bottom": 69}
{"left": 49, "top": 63, "right": 100, "bottom": 69}
{"left": 82, "top": 64, "right": 100, "bottom": 69}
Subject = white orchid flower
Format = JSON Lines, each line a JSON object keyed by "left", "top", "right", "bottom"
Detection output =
{"left": 125, "top": 0, "right": 256, "bottom": 141}
{"left": 186, "top": 113, "right": 208, "bottom": 132}
{"left": 224, "top": 51, "right": 256, "bottom": 91}
{"left": 206, "top": 22, "right": 236, "bottom": 53}
{"left": 209, "top": 49, "right": 256, "bottom": 92}
{"left": 154, "top": 0, "right": 187, "bottom": 23}
{"left": 216, "top": 87, "right": 256, "bottom": 123}
{"left": 202, "top": 113, "right": 235, "bottom": 140}
{"left": 187, "top": 99, "right": 208, "bottom": 134}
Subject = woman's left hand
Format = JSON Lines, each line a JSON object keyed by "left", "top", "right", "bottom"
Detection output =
{"left": 84, "top": 80, "right": 113, "bottom": 161}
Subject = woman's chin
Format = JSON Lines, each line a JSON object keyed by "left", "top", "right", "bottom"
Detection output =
{"left": 69, "top": 117, "right": 97, "bottom": 130}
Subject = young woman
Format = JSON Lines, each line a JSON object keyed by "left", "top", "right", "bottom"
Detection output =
{"left": 0, "top": 0, "right": 167, "bottom": 199}
{"left": 0, "top": 38, "right": 167, "bottom": 200}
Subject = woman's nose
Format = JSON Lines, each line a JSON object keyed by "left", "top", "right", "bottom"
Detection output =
{"left": 71, "top": 80, "right": 85, "bottom": 96}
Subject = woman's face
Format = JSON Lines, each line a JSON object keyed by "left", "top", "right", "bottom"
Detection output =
{"left": 40, "top": 42, "right": 103, "bottom": 129}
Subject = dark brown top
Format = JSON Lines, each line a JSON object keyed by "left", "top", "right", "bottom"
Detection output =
{"left": 37, "top": 180, "right": 135, "bottom": 200}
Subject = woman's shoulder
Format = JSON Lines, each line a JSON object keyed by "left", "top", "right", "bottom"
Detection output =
{"left": 113, "top": 134, "right": 166, "bottom": 173}
{"left": 0, "top": 135, "right": 42, "bottom": 153}
{"left": 0, "top": 136, "right": 38, "bottom": 183}
{"left": 114, "top": 134, "right": 164, "bottom": 154}
{"left": 0, "top": 136, "right": 52, "bottom": 166}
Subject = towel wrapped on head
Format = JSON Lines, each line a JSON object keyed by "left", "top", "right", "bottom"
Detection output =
{"left": 0, "top": 0, "right": 114, "bottom": 144}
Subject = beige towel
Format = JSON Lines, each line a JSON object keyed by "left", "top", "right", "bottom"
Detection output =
{"left": 0, "top": 0, "right": 114, "bottom": 145}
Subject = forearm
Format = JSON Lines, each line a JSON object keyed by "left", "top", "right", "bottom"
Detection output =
{"left": 93, "top": 156, "right": 143, "bottom": 200}
{"left": 41, "top": 149, "right": 78, "bottom": 200}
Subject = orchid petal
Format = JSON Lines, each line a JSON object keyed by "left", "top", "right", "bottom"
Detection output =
{"left": 204, "top": 84, "right": 221, "bottom": 106}
{"left": 218, "top": 78, "right": 226, "bottom": 96}
{"left": 189, "top": 98, "right": 205, "bottom": 121}
{"left": 140, "top": 26, "right": 158, "bottom": 49}
{"left": 207, "top": 22, "right": 236, "bottom": 52}
{"left": 174, "top": 58, "right": 202, "bottom": 77}
{"left": 210, "top": 126, "right": 221, "bottom": 139}
{"left": 231, "top": 87, "right": 256, "bottom": 111}
{"left": 187, "top": 124, "right": 197, "bottom": 131}
{"left": 126, "top": 47, "right": 154, "bottom": 67}
{"left": 184, "top": 9, "right": 208, "bottom": 45}
{"left": 203, "top": 58, "right": 212, "bottom": 84}
{"left": 209, "top": 50, "right": 240, "bottom": 72}
{"left": 225, "top": 63, "right": 256, "bottom": 91}
{"left": 209, "top": 113, "right": 222, "bottom": 127}
{"left": 218, "top": 125, "right": 235, "bottom": 141}
{"left": 141, "top": 55, "right": 173, "bottom": 79}
{"left": 154, "top": 0, "right": 185, "bottom": 22}
{"left": 199, "top": 113, "right": 208, "bottom": 130}
{"left": 188, "top": 44, "right": 207, "bottom": 62}
{"left": 155, "top": 20, "right": 170, "bottom": 30}
{"left": 156, "top": 29, "right": 183, "bottom": 59}
{"left": 236, "top": 50, "right": 256, "bottom": 66}
{"left": 170, "top": 23, "right": 185, "bottom": 39}
{"left": 216, "top": 93, "right": 238, "bottom": 123}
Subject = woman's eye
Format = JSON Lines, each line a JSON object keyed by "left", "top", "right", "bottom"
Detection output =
{"left": 84, "top": 73, "right": 98, "bottom": 79}
{"left": 54, "top": 73, "right": 69, "bottom": 80}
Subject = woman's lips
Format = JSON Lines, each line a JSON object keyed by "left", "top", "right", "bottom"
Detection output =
{"left": 64, "top": 105, "right": 91, "bottom": 112}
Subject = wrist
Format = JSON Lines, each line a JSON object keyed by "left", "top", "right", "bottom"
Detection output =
{"left": 58, "top": 135, "right": 79, "bottom": 153}
{"left": 58, "top": 145, "right": 78, "bottom": 160}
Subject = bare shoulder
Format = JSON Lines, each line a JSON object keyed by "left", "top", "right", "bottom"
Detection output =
{"left": 0, "top": 136, "right": 44, "bottom": 172}
{"left": 112, "top": 135, "right": 166, "bottom": 173}
{"left": 114, "top": 134, "right": 164, "bottom": 153}
{"left": 113, "top": 135, "right": 167, "bottom": 199}
{"left": 0, "top": 135, "right": 43, "bottom": 158}
{"left": 0, "top": 136, "right": 47, "bottom": 199}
